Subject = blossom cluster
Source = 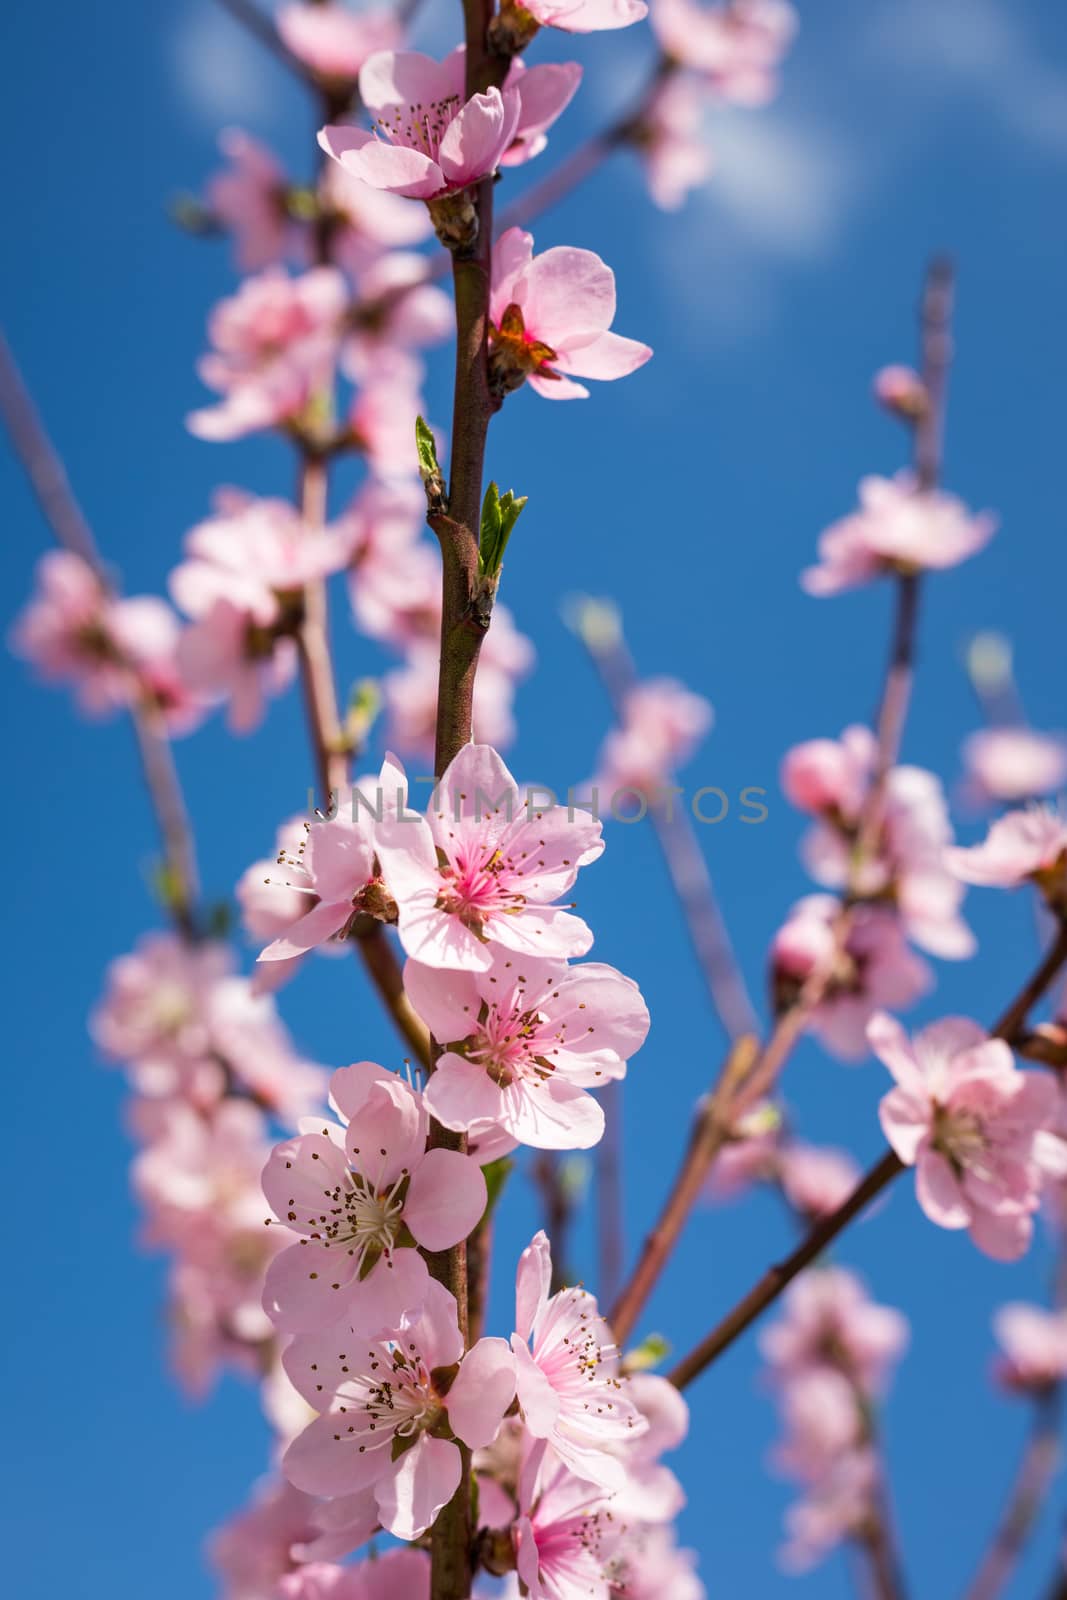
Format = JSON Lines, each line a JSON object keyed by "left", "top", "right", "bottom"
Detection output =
{"left": 761, "top": 1268, "right": 908, "bottom": 1571}
{"left": 92, "top": 931, "right": 327, "bottom": 1392}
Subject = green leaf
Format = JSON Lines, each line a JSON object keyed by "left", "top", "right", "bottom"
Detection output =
{"left": 415, "top": 415, "right": 442, "bottom": 488}
{"left": 478, "top": 481, "right": 527, "bottom": 578}
{"left": 623, "top": 1332, "right": 671, "bottom": 1373}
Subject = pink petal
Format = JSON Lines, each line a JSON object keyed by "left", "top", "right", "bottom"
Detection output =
{"left": 261, "top": 1238, "right": 359, "bottom": 1332}
{"left": 515, "top": 1230, "right": 552, "bottom": 1340}
{"left": 340, "top": 138, "right": 444, "bottom": 199}
{"left": 447, "top": 1337, "right": 517, "bottom": 1448}
{"left": 405, "top": 1146, "right": 487, "bottom": 1251}
{"left": 969, "top": 1208, "right": 1033, "bottom": 1262}
{"left": 877, "top": 1088, "right": 929, "bottom": 1166}
{"left": 258, "top": 898, "right": 352, "bottom": 960}
{"left": 520, "top": 245, "right": 618, "bottom": 345}
{"left": 438, "top": 88, "right": 518, "bottom": 187}
{"left": 262, "top": 1130, "right": 349, "bottom": 1226}
{"left": 375, "top": 1434, "right": 461, "bottom": 1541}
{"left": 915, "top": 1148, "right": 970, "bottom": 1228}
{"left": 867, "top": 1010, "right": 925, "bottom": 1094}
{"left": 500, "top": 1078, "right": 605, "bottom": 1150}
{"left": 557, "top": 328, "right": 652, "bottom": 381}
{"left": 329, "top": 1058, "right": 396, "bottom": 1121}
{"left": 511, "top": 1332, "right": 562, "bottom": 1434}
{"left": 343, "top": 1244, "right": 431, "bottom": 1335}
{"left": 358, "top": 49, "right": 459, "bottom": 116}
{"left": 344, "top": 1074, "right": 427, "bottom": 1187}
{"left": 491, "top": 226, "right": 536, "bottom": 322}
{"left": 283, "top": 1411, "right": 384, "bottom": 1497}
{"left": 403, "top": 961, "right": 482, "bottom": 1043}
{"left": 422, "top": 1053, "right": 506, "bottom": 1132}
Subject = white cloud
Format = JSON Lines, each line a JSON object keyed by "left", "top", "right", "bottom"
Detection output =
{"left": 867, "top": 0, "right": 1067, "bottom": 158}
{"left": 702, "top": 108, "right": 857, "bottom": 261}
{"left": 170, "top": 1, "right": 287, "bottom": 130}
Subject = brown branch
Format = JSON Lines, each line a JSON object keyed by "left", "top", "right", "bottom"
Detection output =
{"left": 609, "top": 1035, "right": 759, "bottom": 1344}
{"left": 0, "top": 331, "right": 201, "bottom": 936}
{"left": 426, "top": 8, "right": 507, "bottom": 1597}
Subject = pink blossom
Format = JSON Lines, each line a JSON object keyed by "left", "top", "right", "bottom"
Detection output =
{"left": 514, "top": 1443, "right": 620, "bottom": 1600}
{"left": 237, "top": 816, "right": 311, "bottom": 945}
{"left": 169, "top": 494, "right": 346, "bottom": 731}
{"left": 256, "top": 759, "right": 405, "bottom": 968}
{"left": 282, "top": 1279, "right": 515, "bottom": 1536}
{"left": 277, "top": 4, "right": 400, "bottom": 83}
{"left": 405, "top": 954, "right": 649, "bottom": 1149}
{"left": 870, "top": 1011, "right": 1067, "bottom": 1259}
{"left": 376, "top": 744, "right": 603, "bottom": 971}
{"left": 515, "top": 0, "right": 648, "bottom": 34}
{"left": 771, "top": 1367, "right": 864, "bottom": 1482}
{"left": 595, "top": 677, "right": 712, "bottom": 794}
{"left": 651, "top": 0, "right": 797, "bottom": 103}
{"left": 771, "top": 896, "right": 932, "bottom": 1061}
{"left": 10, "top": 550, "right": 184, "bottom": 718}
{"left": 993, "top": 1303, "right": 1067, "bottom": 1392}
{"left": 785, "top": 726, "right": 974, "bottom": 960}
{"left": 872, "top": 364, "right": 928, "bottom": 420}
{"left": 606, "top": 1524, "right": 706, "bottom": 1600}
{"left": 92, "top": 932, "right": 233, "bottom": 1069}
{"left": 802, "top": 473, "right": 996, "bottom": 596}
{"left": 319, "top": 49, "right": 521, "bottom": 202}
{"left": 132, "top": 1098, "right": 283, "bottom": 1388}
{"left": 946, "top": 806, "right": 1067, "bottom": 905}
{"left": 343, "top": 253, "right": 452, "bottom": 378}
{"left": 633, "top": 76, "right": 713, "bottom": 211}
{"left": 761, "top": 1267, "right": 908, "bottom": 1392}
{"left": 961, "top": 728, "right": 1067, "bottom": 808}
{"left": 171, "top": 494, "right": 346, "bottom": 620}
{"left": 609, "top": 1371, "right": 690, "bottom": 1523}
{"left": 289, "top": 1489, "right": 380, "bottom": 1564}
{"left": 489, "top": 227, "right": 652, "bottom": 400}
{"left": 261, "top": 1060, "right": 486, "bottom": 1333}
{"left": 779, "top": 1142, "right": 861, "bottom": 1219}
{"left": 209, "top": 1475, "right": 319, "bottom": 1600}
{"left": 781, "top": 725, "right": 874, "bottom": 820}
{"left": 511, "top": 1231, "right": 647, "bottom": 1486}
{"left": 207, "top": 129, "right": 291, "bottom": 272}
{"left": 188, "top": 268, "right": 345, "bottom": 441}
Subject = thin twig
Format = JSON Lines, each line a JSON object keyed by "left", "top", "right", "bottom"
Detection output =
{"left": 607, "top": 259, "right": 954, "bottom": 1346}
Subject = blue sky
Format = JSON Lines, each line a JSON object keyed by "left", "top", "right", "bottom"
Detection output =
{"left": 3, "top": 0, "right": 1067, "bottom": 1595}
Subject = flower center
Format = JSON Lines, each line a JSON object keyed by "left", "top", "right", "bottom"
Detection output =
{"left": 375, "top": 95, "right": 461, "bottom": 164}
{"left": 489, "top": 303, "right": 560, "bottom": 398}
{"left": 436, "top": 846, "right": 526, "bottom": 933}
